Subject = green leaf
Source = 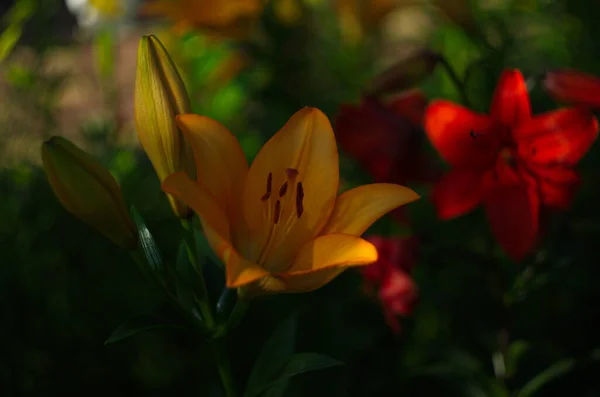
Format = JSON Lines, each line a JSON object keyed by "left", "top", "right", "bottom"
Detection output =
{"left": 506, "top": 340, "right": 530, "bottom": 378}
{"left": 0, "top": 24, "right": 23, "bottom": 61}
{"left": 104, "top": 311, "right": 186, "bottom": 345}
{"left": 244, "top": 314, "right": 297, "bottom": 397}
{"left": 249, "top": 353, "right": 344, "bottom": 397}
{"left": 516, "top": 359, "right": 576, "bottom": 397}
{"left": 131, "top": 206, "right": 165, "bottom": 276}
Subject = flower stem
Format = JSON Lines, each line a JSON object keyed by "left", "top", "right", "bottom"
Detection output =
{"left": 180, "top": 219, "right": 239, "bottom": 395}
{"left": 439, "top": 57, "right": 472, "bottom": 108}
{"left": 180, "top": 218, "right": 216, "bottom": 330}
{"left": 211, "top": 338, "right": 238, "bottom": 397}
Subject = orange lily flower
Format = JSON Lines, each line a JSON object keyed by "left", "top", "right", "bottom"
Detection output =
{"left": 162, "top": 107, "right": 419, "bottom": 298}
{"left": 141, "top": 0, "right": 265, "bottom": 39}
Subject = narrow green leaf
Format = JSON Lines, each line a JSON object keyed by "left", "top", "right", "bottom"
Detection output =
{"left": 0, "top": 24, "right": 23, "bottom": 61}
{"left": 104, "top": 311, "right": 186, "bottom": 345}
{"left": 250, "top": 353, "right": 343, "bottom": 397}
{"left": 244, "top": 314, "right": 297, "bottom": 397}
{"left": 130, "top": 206, "right": 165, "bottom": 275}
{"left": 516, "top": 359, "right": 576, "bottom": 397}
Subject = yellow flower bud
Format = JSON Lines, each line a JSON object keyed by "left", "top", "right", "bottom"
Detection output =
{"left": 41, "top": 136, "right": 138, "bottom": 250}
{"left": 134, "top": 35, "right": 196, "bottom": 218}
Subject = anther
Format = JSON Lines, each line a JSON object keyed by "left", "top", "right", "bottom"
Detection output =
{"left": 296, "top": 182, "right": 304, "bottom": 218}
{"left": 274, "top": 200, "right": 281, "bottom": 224}
{"left": 278, "top": 181, "right": 288, "bottom": 197}
{"left": 286, "top": 168, "right": 299, "bottom": 178}
{"left": 261, "top": 172, "right": 273, "bottom": 201}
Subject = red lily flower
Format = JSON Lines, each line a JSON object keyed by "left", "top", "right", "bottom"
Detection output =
{"left": 362, "top": 236, "right": 419, "bottom": 334}
{"left": 335, "top": 90, "right": 438, "bottom": 185}
{"left": 544, "top": 69, "right": 600, "bottom": 109}
{"left": 335, "top": 90, "right": 440, "bottom": 222}
{"left": 425, "top": 69, "right": 598, "bottom": 261}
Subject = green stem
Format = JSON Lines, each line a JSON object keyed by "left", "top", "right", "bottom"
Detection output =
{"left": 181, "top": 219, "right": 216, "bottom": 329}
{"left": 129, "top": 249, "right": 205, "bottom": 333}
{"left": 439, "top": 57, "right": 472, "bottom": 108}
{"left": 211, "top": 338, "right": 238, "bottom": 397}
{"left": 179, "top": 220, "right": 240, "bottom": 396}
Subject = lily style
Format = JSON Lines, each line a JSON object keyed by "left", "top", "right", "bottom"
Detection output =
{"left": 425, "top": 69, "right": 598, "bottom": 261}
{"left": 162, "top": 107, "right": 419, "bottom": 298}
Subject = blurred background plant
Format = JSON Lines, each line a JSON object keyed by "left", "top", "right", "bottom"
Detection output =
{"left": 2, "top": 0, "right": 600, "bottom": 396}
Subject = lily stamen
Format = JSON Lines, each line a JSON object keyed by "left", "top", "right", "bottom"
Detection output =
{"left": 296, "top": 182, "right": 304, "bottom": 218}
{"left": 261, "top": 172, "right": 273, "bottom": 201}
{"left": 274, "top": 200, "right": 281, "bottom": 224}
{"left": 258, "top": 169, "right": 304, "bottom": 265}
{"left": 279, "top": 181, "right": 288, "bottom": 197}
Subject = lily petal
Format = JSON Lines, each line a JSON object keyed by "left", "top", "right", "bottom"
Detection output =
{"left": 176, "top": 114, "right": 249, "bottom": 232}
{"left": 217, "top": 241, "right": 270, "bottom": 288}
{"left": 515, "top": 108, "right": 598, "bottom": 166}
{"left": 278, "top": 234, "right": 378, "bottom": 292}
{"left": 424, "top": 100, "right": 497, "bottom": 167}
{"left": 433, "top": 169, "right": 484, "bottom": 219}
{"left": 483, "top": 183, "right": 539, "bottom": 262}
{"left": 162, "top": 172, "right": 268, "bottom": 288}
{"left": 544, "top": 69, "right": 600, "bottom": 109}
{"left": 242, "top": 107, "right": 339, "bottom": 272}
{"left": 321, "top": 183, "right": 420, "bottom": 236}
{"left": 162, "top": 172, "right": 230, "bottom": 242}
{"left": 490, "top": 69, "right": 532, "bottom": 127}
{"left": 527, "top": 164, "right": 580, "bottom": 209}
{"left": 388, "top": 89, "right": 428, "bottom": 126}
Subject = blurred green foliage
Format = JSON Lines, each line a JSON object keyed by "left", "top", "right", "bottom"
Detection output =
{"left": 3, "top": 0, "right": 600, "bottom": 396}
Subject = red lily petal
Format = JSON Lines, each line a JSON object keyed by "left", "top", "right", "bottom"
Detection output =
{"left": 425, "top": 101, "right": 497, "bottom": 167}
{"left": 383, "top": 308, "right": 403, "bottom": 334}
{"left": 490, "top": 69, "right": 532, "bottom": 127}
{"left": 379, "top": 268, "right": 418, "bottom": 316}
{"left": 527, "top": 163, "right": 579, "bottom": 184}
{"left": 544, "top": 69, "right": 600, "bottom": 109}
{"left": 538, "top": 180, "right": 578, "bottom": 209}
{"left": 526, "top": 164, "right": 580, "bottom": 209}
{"left": 387, "top": 89, "right": 428, "bottom": 126}
{"left": 483, "top": 183, "right": 539, "bottom": 262}
{"left": 362, "top": 236, "right": 419, "bottom": 282}
{"left": 336, "top": 97, "right": 435, "bottom": 184}
{"left": 433, "top": 169, "right": 485, "bottom": 219}
{"left": 515, "top": 108, "right": 598, "bottom": 166}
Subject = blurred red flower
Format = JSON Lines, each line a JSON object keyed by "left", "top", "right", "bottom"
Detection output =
{"left": 543, "top": 69, "right": 600, "bottom": 109}
{"left": 362, "top": 236, "right": 419, "bottom": 334}
{"left": 335, "top": 90, "right": 440, "bottom": 221}
{"left": 425, "top": 69, "right": 598, "bottom": 261}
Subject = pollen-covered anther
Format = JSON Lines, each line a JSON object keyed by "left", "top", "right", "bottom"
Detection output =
{"left": 261, "top": 172, "right": 273, "bottom": 201}
{"left": 296, "top": 182, "right": 304, "bottom": 218}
